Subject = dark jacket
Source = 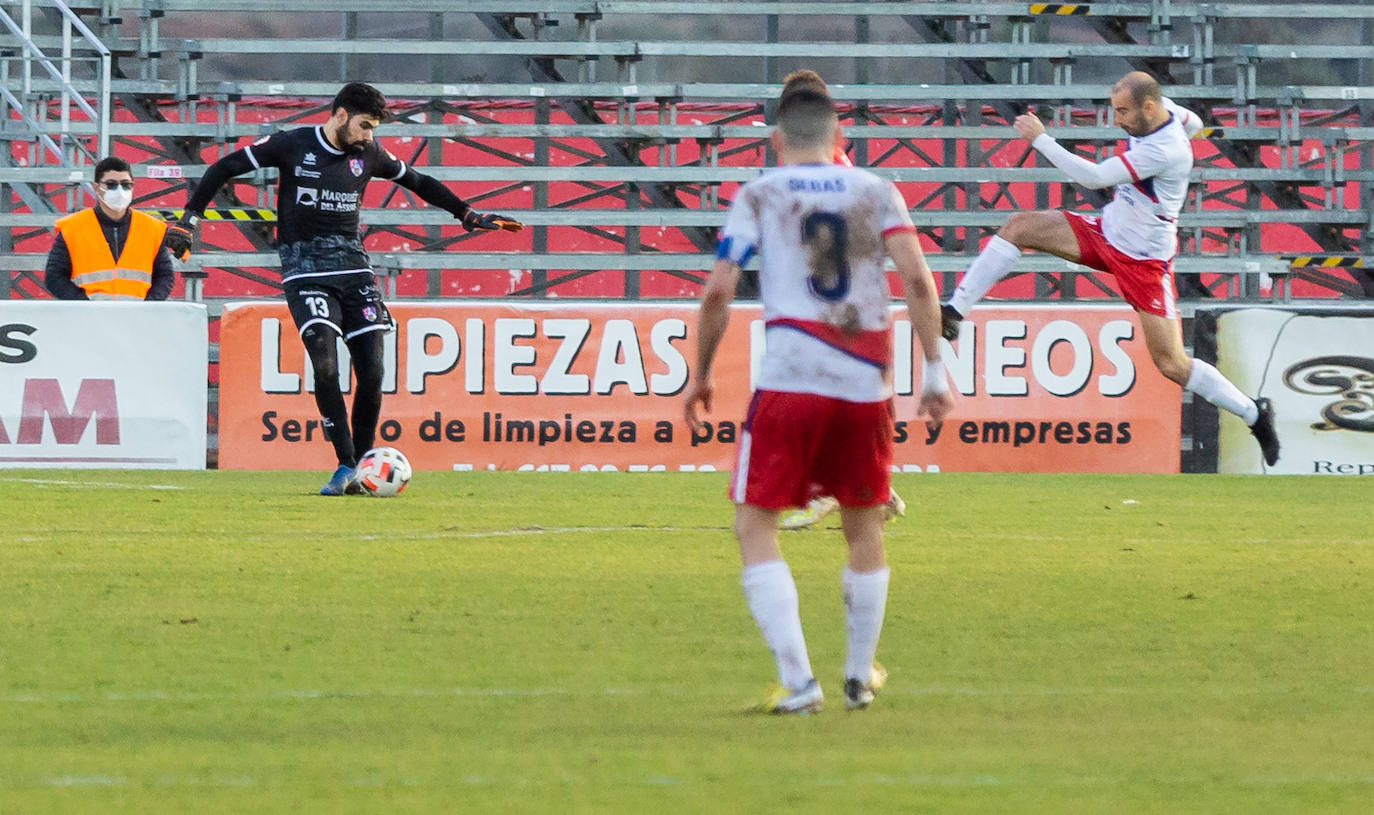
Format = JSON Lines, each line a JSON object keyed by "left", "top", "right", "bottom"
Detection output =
{"left": 45, "top": 206, "right": 176, "bottom": 301}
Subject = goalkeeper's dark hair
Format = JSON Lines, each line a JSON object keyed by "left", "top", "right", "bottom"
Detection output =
{"left": 331, "top": 82, "right": 391, "bottom": 122}
{"left": 776, "top": 75, "right": 837, "bottom": 149}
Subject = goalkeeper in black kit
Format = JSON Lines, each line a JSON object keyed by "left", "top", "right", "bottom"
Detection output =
{"left": 164, "top": 82, "right": 521, "bottom": 494}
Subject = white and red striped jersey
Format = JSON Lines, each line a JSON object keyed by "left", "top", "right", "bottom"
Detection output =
{"left": 1031, "top": 98, "right": 1199, "bottom": 261}
{"left": 1102, "top": 99, "right": 1196, "bottom": 260}
{"left": 718, "top": 163, "right": 916, "bottom": 402}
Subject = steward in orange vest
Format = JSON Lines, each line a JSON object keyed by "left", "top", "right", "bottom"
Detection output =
{"left": 44, "top": 157, "right": 175, "bottom": 301}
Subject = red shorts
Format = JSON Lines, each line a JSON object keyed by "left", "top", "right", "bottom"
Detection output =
{"left": 730, "top": 390, "right": 893, "bottom": 510}
{"left": 1064, "top": 212, "right": 1177, "bottom": 318}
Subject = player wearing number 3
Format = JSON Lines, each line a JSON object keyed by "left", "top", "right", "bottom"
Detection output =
{"left": 684, "top": 70, "right": 953, "bottom": 714}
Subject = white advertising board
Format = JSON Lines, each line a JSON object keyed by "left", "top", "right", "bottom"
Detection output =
{"left": 1213, "top": 307, "right": 1374, "bottom": 475}
{"left": 0, "top": 302, "right": 208, "bottom": 469}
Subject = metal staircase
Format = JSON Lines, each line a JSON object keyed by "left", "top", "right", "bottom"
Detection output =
{"left": 0, "top": 0, "right": 112, "bottom": 294}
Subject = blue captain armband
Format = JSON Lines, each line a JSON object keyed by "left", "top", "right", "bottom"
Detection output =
{"left": 716, "top": 237, "right": 756, "bottom": 266}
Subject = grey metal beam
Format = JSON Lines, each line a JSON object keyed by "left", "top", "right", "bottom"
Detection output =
{"left": 86, "top": 37, "right": 1195, "bottom": 60}
{"left": 135, "top": 1, "right": 1374, "bottom": 20}
{"left": 10, "top": 164, "right": 1369, "bottom": 184}
{"left": 40, "top": 121, "right": 1348, "bottom": 142}
{"left": 472, "top": 10, "right": 717, "bottom": 255}
{"left": 0, "top": 251, "right": 1297, "bottom": 275}
{"left": 3, "top": 208, "right": 1364, "bottom": 229}
{"left": 20, "top": 76, "right": 1374, "bottom": 103}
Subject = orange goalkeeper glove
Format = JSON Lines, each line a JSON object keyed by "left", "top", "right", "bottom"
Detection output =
{"left": 461, "top": 210, "right": 524, "bottom": 233}
{"left": 162, "top": 214, "right": 200, "bottom": 261}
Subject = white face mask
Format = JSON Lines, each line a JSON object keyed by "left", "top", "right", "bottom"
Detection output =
{"left": 100, "top": 185, "right": 133, "bottom": 213}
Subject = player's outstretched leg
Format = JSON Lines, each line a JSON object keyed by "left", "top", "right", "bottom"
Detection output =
{"left": 1249, "top": 397, "right": 1280, "bottom": 467}
{"left": 944, "top": 234, "right": 1025, "bottom": 341}
{"left": 1182, "top": 358, "right": 1280, "bottom": 466}
{"left": 1140, "top": 313, "right": 1281, "bottom": 467}
{"left": 946, "top": 212, "right": 1081, "bottom": 343}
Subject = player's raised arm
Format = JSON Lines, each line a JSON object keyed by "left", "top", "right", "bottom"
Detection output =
{"left": 162, "top": 146, "right": 261, "bottom": 260}
{"left": 386, "top": 160, "right": 524, "bottom": 233}
{"left": 1014, "top": 112, "right": 1135, "bottom": 190}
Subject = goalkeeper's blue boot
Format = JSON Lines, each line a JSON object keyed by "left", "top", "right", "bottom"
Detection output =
{"left": 320, "top": 464, "right": 357, "bottom": 496}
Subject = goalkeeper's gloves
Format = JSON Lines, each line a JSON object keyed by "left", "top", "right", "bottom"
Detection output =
{"left": 163, "top": 213, "right": 200, "bottom": 261}
{"left": 460, "top": 209, "right": 524, "bottom": 233}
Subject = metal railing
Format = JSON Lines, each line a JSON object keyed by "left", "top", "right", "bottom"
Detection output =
{"left": 0, "top": 0, "right": 111, "bottom": 163}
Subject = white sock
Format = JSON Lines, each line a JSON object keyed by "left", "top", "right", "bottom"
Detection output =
{"left": 1185, "top": 359, "right": 1259, "bottom": 425}
{"left": 949, "top": 235, "right": 1022, "bottom": 315}
{"left": 741, "top": 560, "right": 814, "bottom": 691}
{"left": 842, "top": 565, "right": 890, "bottom": 682}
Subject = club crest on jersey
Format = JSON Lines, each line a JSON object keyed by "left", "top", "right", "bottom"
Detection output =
{"left": 349, "top": 158, "right": 364, "bottom": 177}
{"left": 363, "top": 306, "right": 378, "bottom": 321}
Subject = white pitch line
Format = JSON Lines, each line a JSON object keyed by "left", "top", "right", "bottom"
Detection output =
{"left": 2, "top": 686, "right": 658, "bottom": 705}
{"left": 6, "top": 772, "right": 1374, "bottom": 791}
{"left": 354, "top": 525, "right": 730, "bottom": 540}
{"left": 0, "top": 477, "right": 185, "bottom": 490}
{"left": 7, "top": 683, "right": 1360, "bottom": 706}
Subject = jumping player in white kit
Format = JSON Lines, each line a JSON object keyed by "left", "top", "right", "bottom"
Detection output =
{"left": 941, "top": 71, "right": 1279, "bottom": 466}
{"left": 683, "top": 70, "right": 954, "bottom": 714}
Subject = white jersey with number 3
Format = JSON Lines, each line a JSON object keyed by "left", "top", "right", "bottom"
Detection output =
{"left": 718, "top": 164, "right": 916, "bottom": 402}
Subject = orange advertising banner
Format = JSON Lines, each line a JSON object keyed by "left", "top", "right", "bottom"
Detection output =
{"left": 218, "top": 301, "right": 1181, "bottom": 473}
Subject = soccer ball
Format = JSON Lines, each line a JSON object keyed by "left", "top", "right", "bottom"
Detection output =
{"left": 355, "top": 446, "right": 412, "bottom": 497}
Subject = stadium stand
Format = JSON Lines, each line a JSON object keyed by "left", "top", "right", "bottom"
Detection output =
{"left": 3, "top": 0, "right": 1374, "bottom": 305}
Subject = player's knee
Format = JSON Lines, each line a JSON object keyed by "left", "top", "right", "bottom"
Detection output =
{"left": 1151, "top": 351, "right": 1191, "bottom": 385}
{"left": 310, "top": 356, "right": 340, "bottom": 383}
{"left": 348, "top": 337, "right": 385, "bottom": 392}
{"left": 998, "top": 212, "right": 1037, "bottom": 247}
{"left": 353, "top": 361, "right": 384, "bottom": 393}
{"left": 301, "top": 328, "right": 341, "bottom": 381}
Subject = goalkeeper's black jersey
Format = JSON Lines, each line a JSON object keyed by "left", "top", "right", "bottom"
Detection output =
{"left": 241, "top": 126, "right": 406, "bottom": 246}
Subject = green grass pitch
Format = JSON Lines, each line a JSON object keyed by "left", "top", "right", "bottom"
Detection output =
{"left": 2, "top": 470, "right": 1371, "bottom": 813}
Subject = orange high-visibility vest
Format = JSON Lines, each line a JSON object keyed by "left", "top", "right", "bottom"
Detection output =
{"left": 54, "top": 208, "right": 167, "bottom": 300}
